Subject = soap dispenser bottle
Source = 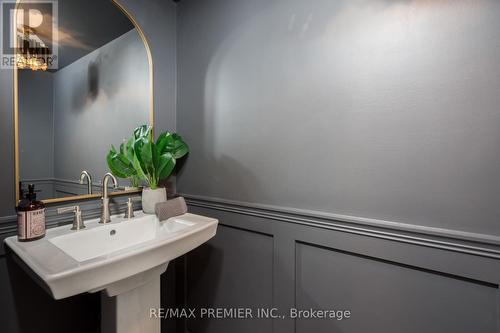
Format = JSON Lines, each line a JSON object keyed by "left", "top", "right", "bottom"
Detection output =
{"left": 16, "top": 184, "right": 46, "bottom": 242}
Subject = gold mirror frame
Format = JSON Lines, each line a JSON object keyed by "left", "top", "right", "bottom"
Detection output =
{"left": 13, "top": 0, "right": 154, "bottom": 205}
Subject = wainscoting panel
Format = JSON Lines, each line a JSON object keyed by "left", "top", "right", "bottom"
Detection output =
{"left": 2, "top": 195, "right": 500, "bottom": 333}
{"left": 186, "top": 225, "right": 274, "bottom": 333}
{"left": 184, "top": 196, "right": 500, "bottom": 333}
{"left": 295, "top": 242, "right": 498, "bottom": 333}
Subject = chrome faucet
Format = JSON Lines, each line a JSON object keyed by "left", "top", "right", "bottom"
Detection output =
{"left": 100, "top": 173, "right": 118, "bottom": 224}
{"left": 79, "top": 170, "right": 93, "bottom": 194}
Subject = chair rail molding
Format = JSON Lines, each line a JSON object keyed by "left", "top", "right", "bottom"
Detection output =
{"left": 182, "top": 194, "right": 500, "bottom": 260}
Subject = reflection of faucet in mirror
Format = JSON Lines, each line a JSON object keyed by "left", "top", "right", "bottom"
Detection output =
{"left": 100, "top": 173, "right": 118, "bottom": 224}
{"left": 79, "top": 170, "right": 93, "bottom": 194}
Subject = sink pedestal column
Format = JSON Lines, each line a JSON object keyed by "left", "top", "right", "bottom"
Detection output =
{"left": 101, "top": 263, "right": 168, "bottom": 333}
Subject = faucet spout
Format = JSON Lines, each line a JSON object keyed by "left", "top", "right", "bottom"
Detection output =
{"left": 79, "top": 170, "right": 93, "bottom": 194}
{"left": 102, "top": 172, "right": 118, "bottom": 199}
{"left": 100, "top": 173, "right": 118, "bottom": 223}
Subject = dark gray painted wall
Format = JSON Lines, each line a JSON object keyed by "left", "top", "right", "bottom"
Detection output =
{"left": 18, "top": 71, "right": 54, "bottom": 181}
{"left": 176, "top": 0, "right": 500, "bottom": 236}
{"left": 0, "top": 55, "right": 15, "bottom": 218}
{"left": 176, "top": 0, "right": 500, "bottom": 332}
{"left": 186, "top": 223, "right": 274, "bottom": 333}
{"left": 120, "top": 0, "right": 177, "bottom": 134}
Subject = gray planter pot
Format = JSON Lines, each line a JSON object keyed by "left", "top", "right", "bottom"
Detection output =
{"left": 142, "top": 187, "right": 167, "bottom": 214}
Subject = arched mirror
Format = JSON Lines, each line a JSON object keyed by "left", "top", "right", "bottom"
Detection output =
{"left": 14, "top": 0, "right": 153, "bottom": 204}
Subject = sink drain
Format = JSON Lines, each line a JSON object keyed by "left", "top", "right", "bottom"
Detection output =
{"left": 110, "top": 230, "right": 116, "bottom": 236}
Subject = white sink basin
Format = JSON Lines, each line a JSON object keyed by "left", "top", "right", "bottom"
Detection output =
{"left": 49, "top": 214, "right": 194, "bottom": 262}
{"left": 4, "top": 212, "right": 217, "bottom": 299}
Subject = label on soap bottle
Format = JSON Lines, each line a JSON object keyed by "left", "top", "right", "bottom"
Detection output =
{"left": 17, "top": 209, "right": 46, "bottom": 241}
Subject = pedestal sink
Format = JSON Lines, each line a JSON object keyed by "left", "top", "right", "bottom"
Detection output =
{"left": 4, "top": 211, "right": 218, "bottom": 333}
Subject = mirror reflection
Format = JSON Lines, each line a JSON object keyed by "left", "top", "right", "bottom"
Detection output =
{"left": 17, "top": 0, "right": 151, "bottom": 201}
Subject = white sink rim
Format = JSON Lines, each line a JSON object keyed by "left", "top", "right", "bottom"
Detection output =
{"left": 4, "top": 212, "right": 218, "bottom": 299}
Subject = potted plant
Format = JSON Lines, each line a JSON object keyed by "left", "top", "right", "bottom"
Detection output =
{"left": 107, "top": 125, "right": 189, "bottom": 213}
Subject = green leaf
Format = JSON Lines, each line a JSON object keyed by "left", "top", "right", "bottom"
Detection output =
{"left": 156, "top": 132, "right": 175, "bottom": 155}
{"left": 134, "top": 125, "right": 152, "bottom": 142}
{"left": 107, "top": 149, "right": 135, "bottom": 179}
{"left": 140, "top": 141, "right": 154, "bottom": 176}
{"left": 124, "top": 137, "right": 135, "bottom": 162}
{"left": 133, "top": 149, "right": 148, "bottom": 183}
{"left": 157, "top": 153, "right": 176, "bottom": 180}
{"left": 171, "top": 134, "right": 189, "bottom": 159}
{"left": 156, "top": 132, "right": 190, "bottom": 159}
{"left": 173, "top": 141, "right": 189, "bottom": 159}
{"left": 107, "top": 151, "right": 126, "bottom": 178}
{"left": 133, "top": 139, "right": 145, "bottom": 170}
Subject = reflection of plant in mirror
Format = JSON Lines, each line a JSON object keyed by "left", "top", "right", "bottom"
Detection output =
{"left": 107, "top": 137, "right": 141, "bottom": 188}
{"left": 107, "top": 125, "right": 189, "bottom": 190}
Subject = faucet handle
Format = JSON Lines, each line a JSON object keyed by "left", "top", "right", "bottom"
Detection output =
{"left": 57, "top": 205, "right": 78, "bottom": 214}
{"left": 57, "top": 206, "right": 85, "bottom": 230}
{"left": 125, "top": 197, "right": 141, "bottom": 219}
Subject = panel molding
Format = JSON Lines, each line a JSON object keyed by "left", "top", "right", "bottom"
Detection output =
{"left": 297, "top": 240, "right": 498, "bottom": 288}
{"left": 182, "top": 194, "right": 500, "bottom": 260}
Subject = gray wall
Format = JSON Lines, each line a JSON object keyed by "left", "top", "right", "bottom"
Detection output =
{"left": 177, "top": 0, "right": 500, "bottom": 236}
{"left": 0, "top": 46, "right": 15, "bottom": 218}
{"left": 119, "top": 0, "right": 177, "bottom": 134}
{"left": 53, "top": 28, "right": 149, "bottom": 184}
{"left": 177, "top": 0, "right": 500, "bottom": 332}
